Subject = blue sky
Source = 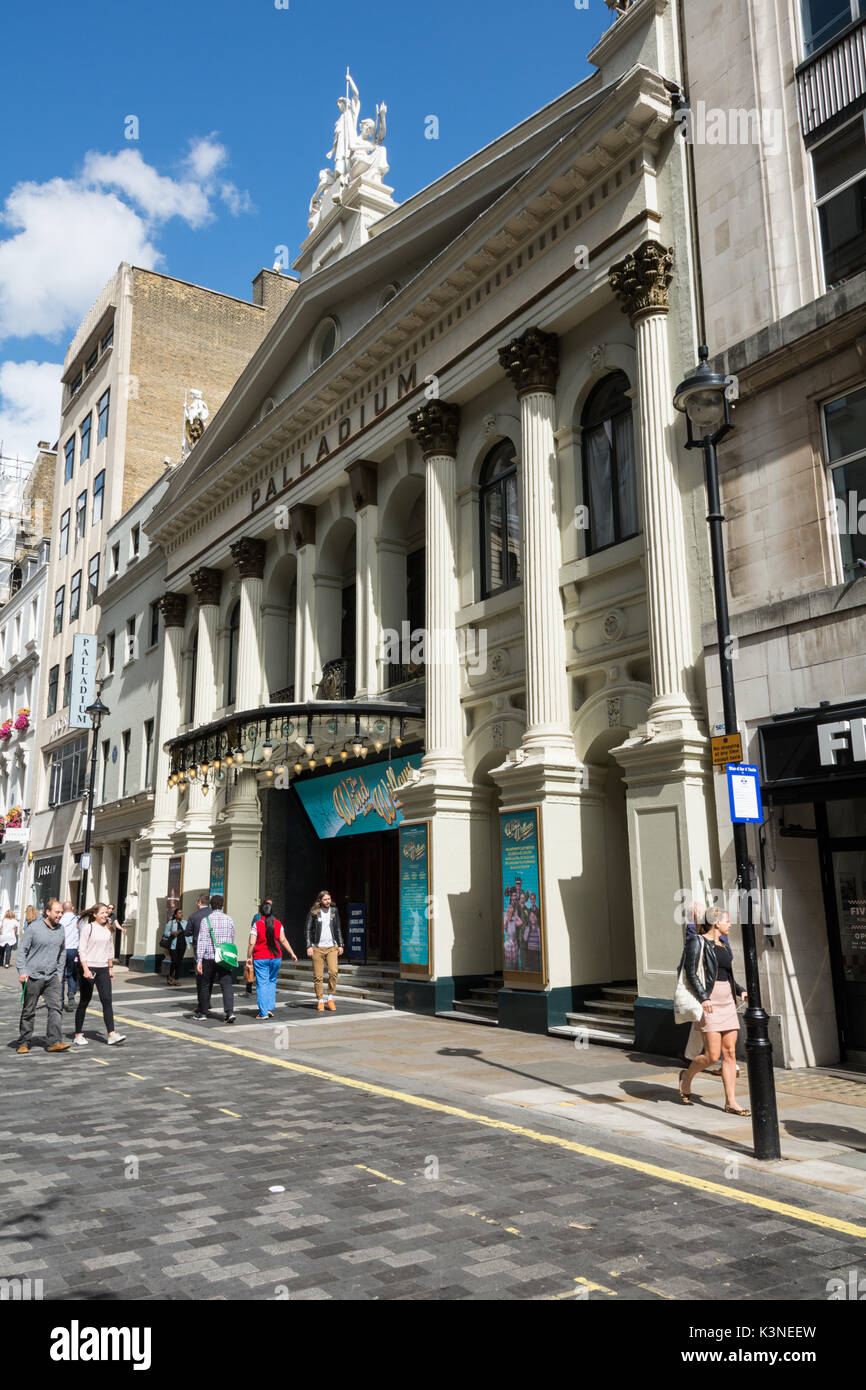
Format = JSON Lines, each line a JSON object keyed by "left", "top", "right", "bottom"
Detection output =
{"left": 0, "top": 0, "right": 610, "bottom": 458}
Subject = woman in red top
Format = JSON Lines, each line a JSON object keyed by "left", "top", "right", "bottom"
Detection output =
{"left": 247, "top": 901, "right": 297, "bottom": 1020}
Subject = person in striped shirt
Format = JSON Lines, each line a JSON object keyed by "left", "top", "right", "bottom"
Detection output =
{"left": 193, "top": 895, "right": 236, "bottom": 1023}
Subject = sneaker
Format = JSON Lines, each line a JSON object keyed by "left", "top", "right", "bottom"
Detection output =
{"left": 47, "top": 1042, "right": 71, "bottom": 1053}
{"left": 192, "top": 1012, "right": 207, "bottom": 1022}
{"left": 255, "top": 1014, "right": 269, "bottom": 1022}
{"left": 316, "top": 1001, "right": 325, "bottom": 1012}
{"left": 16, "top": 1043, "right": 29, "bottom": 1054}
{"left": 267, "top": 1010, "right": 275, "bottom": 1018}
{"left": 327, "top": 999, "right": 336, "bottom": 1012}
{"left": 107, "top": 1033, "right": 126, "bottom": 1046}
{"left": 225, "top": 1014, "right": 236, "bottom": 1024}
{"left": 65, "top": 1001, "right": 76, "bottom": 1012}
{"left": 73, "top": 1035, "right": 88, "bottom": 1047}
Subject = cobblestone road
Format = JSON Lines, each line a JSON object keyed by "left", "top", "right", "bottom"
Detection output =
{"left": 2, "top": 977, "right": 865, "bottom": 1302}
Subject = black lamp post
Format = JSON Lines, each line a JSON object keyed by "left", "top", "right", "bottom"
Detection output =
{"left": 78, "top": 693, "right": 110, "bottom": 911}
{"left": 673, "top": 346, "right": 781, "bottom": 1161}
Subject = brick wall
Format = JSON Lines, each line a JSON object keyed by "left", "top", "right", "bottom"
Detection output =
{"left": 123, "top": 269, "right": 294, "bottom": 514}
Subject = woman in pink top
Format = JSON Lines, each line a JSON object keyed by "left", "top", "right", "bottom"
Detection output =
{"left": 73, "top": 902, "right": 125, "bottom": 1047}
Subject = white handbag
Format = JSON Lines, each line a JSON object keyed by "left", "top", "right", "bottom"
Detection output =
{"left": 673, "top": 937, "right": 707, "bottom": 1025}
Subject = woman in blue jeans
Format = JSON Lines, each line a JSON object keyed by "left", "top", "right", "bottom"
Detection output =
{"left": 247, "top": 903, "right": 297, "bottom": 1019}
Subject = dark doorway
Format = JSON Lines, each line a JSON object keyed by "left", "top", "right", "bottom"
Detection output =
{"left": 326, "top": 831, "right": 398, "bottom": 961}
{"left": 116, "top": 842, "right": 130, "bottom": 960}
{"left": 816, "top": 797, "right": 866, "bottom": 1065}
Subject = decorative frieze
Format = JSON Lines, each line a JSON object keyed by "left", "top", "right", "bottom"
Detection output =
{"left": 608, "top": 240, "right": 674, "bottom": 322}
{"left": 408, "top": 400, "right": 461, "bottom": 459}
{"left": 498, "top": 326, "right": 560, "bottom": 397}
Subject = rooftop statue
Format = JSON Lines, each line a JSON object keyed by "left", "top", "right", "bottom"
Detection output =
{"left": 309, "top": 69, "right": 389, "bottom": 232}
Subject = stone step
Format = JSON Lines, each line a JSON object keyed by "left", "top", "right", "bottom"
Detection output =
{"left": 468, "top": 988, "right": 500, "bottom": 1003}
{"left": 549, "top": 1024, "right": 634, "bottom": 1047}
{"left": 565, "top": 1010, "right": 634, "bottom": 1033}
{"left": 451, "top": 998, "right": 498, "bottom": 1020}
{"left": 583, "top": 998, "right": 635, "bottom": 1016}
{"left": 436, "top": 1010, "right": 499, "bottom": 1027}
{"left": 275, "top": 977, "right": 394, "bottom": 1004}
{"left": 601, "top": 984, "right": 638, "bottom": 1003}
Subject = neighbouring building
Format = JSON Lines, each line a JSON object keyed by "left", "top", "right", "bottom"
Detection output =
{"left": 27, "top": 261, "right": 297, "bottom": 914}
{"left": 680, "top": 0, "right": 866, "bottom": 1065}
{"left": 88, "top": 471, "right": 170, "bottom": 950}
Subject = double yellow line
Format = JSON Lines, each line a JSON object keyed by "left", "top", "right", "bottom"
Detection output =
{"left": 114, "top": 1014, "right": 866, "bottom": 1242}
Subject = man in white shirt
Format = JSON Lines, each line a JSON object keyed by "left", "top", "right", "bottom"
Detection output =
{"left": 304, "top": 890, "right": 343, "bottom": 1013}
{"left": 59, "top": 900, "right": 80, "bottom": 1011}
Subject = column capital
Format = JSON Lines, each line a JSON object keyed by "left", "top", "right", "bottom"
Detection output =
{"left": 408, "top": 399, "right": 461, "bottom": 458}
{"left": 230, "top": 537, "right": 266, "bottom": 580}
{"left": 498, "top": 326, "right": 559, "bottom": 397}
{"left": 158, "top": 591, "right": 188, "bottom": 628}
{"left": 608, "top": 240, "right": 674, "bottom": 322}
{"left": 345, "top": 458, "right": 378, "bottom": 511}
{"left": 289, "top": 503, "right": 317, "bottom": 550}
{"left": 190, "top": 567, "right": 222, "bottom": 607}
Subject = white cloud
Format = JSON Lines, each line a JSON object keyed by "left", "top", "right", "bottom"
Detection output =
{"left": 0, "top": 137, "right": 252, "bottom": 345}
{"left": 0, "top": 359, "right": 62, "bottom": 460}
{"left": 82, "top": 149, "right": 213, "bottom": 228}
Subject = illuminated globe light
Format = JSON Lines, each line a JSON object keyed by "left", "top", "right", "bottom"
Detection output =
{"left": 340, "top": 748, "right": 349, "bottom": 762}
{"left": 294, "top": 761, "right": 303, "bottom": 775}
{"left": 351, "top": 736, "right": 363, "bottom": 757}
{"left": 373, "top": 740, "right": 383, "bottom": 753}
{"left": 201, "top": 782, "right": 209, "bottom": 797}
{"left": 234, "top": 747, "right": 245, "bottom": 765}
{"left": 265, "top": 768, "right": 274, "bottom": 778}
{"left": 225, "top": 754, "right": 233, "bottom": 766}
{"left": 213, "top": 758, "right": 221, "bottom": 771}
{"left": 275, "top": 765, "right": 286, "bottom": 776}
{"left": 189, "top": 766, "right": 197, "bottom": 780}
{"left": 324, "top": 753, "right": 334, "bottom": 767}
{"left": 262, "top": 743, "right": 273, "bottom": 760}
{"left": 307, "top": 757, "right": 317, "bottom": 770}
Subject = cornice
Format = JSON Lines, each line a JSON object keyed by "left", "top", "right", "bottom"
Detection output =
{"left": 149, "top": 66, "right": 673, "bottom": 555}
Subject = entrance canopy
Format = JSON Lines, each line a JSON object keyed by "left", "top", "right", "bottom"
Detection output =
{"left": 162, "top": 699, "right": 424, "bottom": 793}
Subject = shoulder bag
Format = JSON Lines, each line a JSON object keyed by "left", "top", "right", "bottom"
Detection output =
{"left": 673, "top": 937, "right": 708, "bottom": 1025}
{"left": 208, "top": 918, "right": 239, "bottom": 970}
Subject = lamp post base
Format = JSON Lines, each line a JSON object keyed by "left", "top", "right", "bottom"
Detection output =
{"left": 743, "top": 1006, "right": 782, "bottom": 1159}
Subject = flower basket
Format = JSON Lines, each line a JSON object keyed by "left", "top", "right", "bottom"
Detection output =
{"left": 0, "top": 722, "right": 11, "bottom": 741}
{"left": 13, "top": 707, "right": 30, "bottom": 732}
{"left": 6, "top": 807, "right": 23, "bottom": 828}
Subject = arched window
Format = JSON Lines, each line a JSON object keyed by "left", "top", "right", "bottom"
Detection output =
{"left": 581, "top": 371, "right": 639, "bottom": 555}
{"left": 187, "top": 632, "right": 198, "bottom": 725}
{"left": 480, "top": 438, "right": 520, "bottom": 599}
{"left": 226, "top": 602, "right": 241, "bottom": 706}
{"left": 309, "top": 316, "right": 339, "bottom": 371}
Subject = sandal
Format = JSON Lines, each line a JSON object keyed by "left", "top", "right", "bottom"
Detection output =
{"left": 679, "top": 1069, "right": 692, "bottom": 1104}
{"left": 724, "top": 1104, "right": 751, "bottom": 1116}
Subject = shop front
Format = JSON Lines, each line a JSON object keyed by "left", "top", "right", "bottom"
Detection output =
{"left": 30, "top": 853, "right": 64, "bottom": 912}
{"left": 760, "top": 701, "right": 866, "bottom": 1066}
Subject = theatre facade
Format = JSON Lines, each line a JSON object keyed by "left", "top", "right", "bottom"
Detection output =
{"left": 135, "top": 8, "right": 723, "bottom": 1044}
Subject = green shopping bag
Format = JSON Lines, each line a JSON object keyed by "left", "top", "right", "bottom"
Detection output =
{"left": 207, "top": 920, "right": 238, "bottom": 970}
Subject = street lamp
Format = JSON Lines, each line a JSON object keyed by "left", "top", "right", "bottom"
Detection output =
{"left": 78, "top": 693, "right": 110, "bottom": 910}
{"left": 674, "top": 345, "right": 781, "bottom": 1160}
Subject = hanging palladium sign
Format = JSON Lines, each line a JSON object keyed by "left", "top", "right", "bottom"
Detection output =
{"left": 69, "top": 634, "right": 98, "bottom": 729}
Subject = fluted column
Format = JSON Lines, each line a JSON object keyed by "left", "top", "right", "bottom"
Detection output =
{"left": 499, "top": 327, "right": 573, "bottom": 755}
{"left": 609, "top": 241, "right": 696, "bottom": 724}
{"left": 152, "top": 592, "right": 187, "bottom": 825}
{"left": 188, "top": 567, "right": 221, "bottom": 820}
{"left": 408, "top": 400, "right": 463, "bottom": 773}
{"left": 230, "top": 538, "right": 266, "bottom": 709}
{"left": 291, "top": 505, "right": 317, "bottom": 701}
{"left": 347, "top": 460, "right": 379, "bottom": 697}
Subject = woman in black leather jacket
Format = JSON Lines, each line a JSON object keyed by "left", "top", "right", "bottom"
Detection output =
{"left": 679, "top": 909, "right": 749, "bottom": 1115}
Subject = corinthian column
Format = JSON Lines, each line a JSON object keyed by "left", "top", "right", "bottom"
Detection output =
{"left": 499, "top": 326, "right": 573, "bottom": 758}
{"left": 408, "top": 399, "right": 463, "bottom": 776}
{"left": 188, "top": 566, "right": 222, "bottom": 820}
{"left": 230, "top": 537, "right": 266, "bottom": 709}
{"left": 151, "top": 592, "right": 187, "bottom": 825}
{"left": 608, "top": 241, "right": 698, "bottom": 725}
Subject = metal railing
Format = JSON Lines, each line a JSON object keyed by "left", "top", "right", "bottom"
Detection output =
{"left": 797, "top": 20, "right": 866, "bottom": 142}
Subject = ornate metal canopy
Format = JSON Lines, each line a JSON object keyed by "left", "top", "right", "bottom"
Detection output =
{"left": 162, "top": 699, "right": 424, "bottom": 792}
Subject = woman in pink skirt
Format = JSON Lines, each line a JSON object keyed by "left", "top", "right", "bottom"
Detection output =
{"left": 679, "top": 909, "right": 749, "bottom": 1115}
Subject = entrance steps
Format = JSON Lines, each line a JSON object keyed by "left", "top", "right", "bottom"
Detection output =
{"left": 275, "top": 960, "right": 398, "bottom": 1006}
{"left": 436, "top": 975, "right": 501, "bottom": 1027}
{"left": 549, "top": 983, "right": 637, "bottom": 1048}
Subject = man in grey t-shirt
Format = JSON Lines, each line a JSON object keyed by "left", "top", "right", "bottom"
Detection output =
{"left": 17, "top": 898, "right": 70, "bottom": 1054}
